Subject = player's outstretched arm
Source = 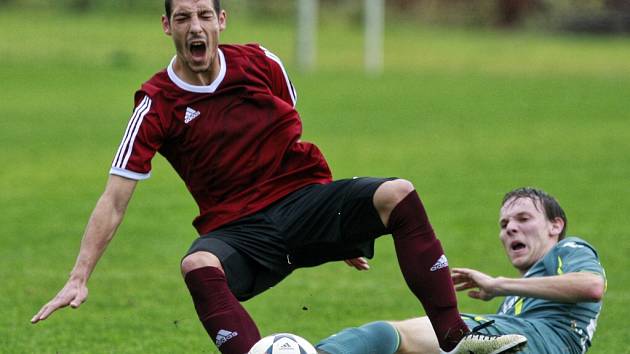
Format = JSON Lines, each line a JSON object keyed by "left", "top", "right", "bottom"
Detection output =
{"left": 452, "top": 267, "right": 605, "bottom": 303}
{"left": 31, "top": 175, "right": 137, "bottom": 324}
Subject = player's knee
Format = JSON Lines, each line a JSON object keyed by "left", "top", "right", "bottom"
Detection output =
{"left": 181, "top": 251, "right": 224, "bottom": 276}
{"left": 374, "top": 179, "right": 415, "bottom": 212}
{"left": 390, "top": 179, "right": 415, "bottom": 201}
{"left": 373, "top": 179, "right": 415, "bottom": 226}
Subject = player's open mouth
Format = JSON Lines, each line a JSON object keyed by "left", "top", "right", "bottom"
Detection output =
{"left": 510, "top": 241, "right": 526, "bottom": 252}
{"left": 189, "top": 41, "right": 207, "bottom": 60}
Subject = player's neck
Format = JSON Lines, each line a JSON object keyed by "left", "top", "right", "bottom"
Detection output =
{"left": 173, "top": 56, "right": 221, "bottom": 87}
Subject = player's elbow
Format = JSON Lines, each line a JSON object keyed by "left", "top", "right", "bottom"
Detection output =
{"left": 588, "top": 283, "right": 605, "bottom": 302}
{"left": 581, "top": 275, "right": 605, "bottom": 302}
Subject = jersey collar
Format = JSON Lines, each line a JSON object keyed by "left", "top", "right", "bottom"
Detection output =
{"left": 167, "top": 48, "right": 226, "bottom": 93}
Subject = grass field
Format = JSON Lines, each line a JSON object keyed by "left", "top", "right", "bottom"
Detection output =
{"left": 1, "top": 6, "right": 629, "bottom": 353}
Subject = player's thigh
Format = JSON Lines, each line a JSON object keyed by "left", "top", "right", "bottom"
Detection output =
{"left": 275, "top": 177, "right": 395, "bottom": 244}
{"left": 337, "top": 177, "right": 398, "bottom": 241}
{"left": 267, "top": 177, "right": 394, "bottom": 266}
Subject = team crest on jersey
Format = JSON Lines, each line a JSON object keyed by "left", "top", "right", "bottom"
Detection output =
{"left": 184, "top": 106, "right": 201, "bottom": 123}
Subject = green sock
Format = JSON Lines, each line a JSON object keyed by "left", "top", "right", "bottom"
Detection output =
{"left": 315, "top": 321, "right": 400, "bottom": 354}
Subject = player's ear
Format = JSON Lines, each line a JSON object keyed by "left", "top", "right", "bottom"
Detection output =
{"left": 162, "top": 14, "right": 172, "bottom": 36}
{"left": 549, "top": 217, "right": 564, "bottom": 239}
{"left": 218, "top": 9, "right": 227, "bottom": 32}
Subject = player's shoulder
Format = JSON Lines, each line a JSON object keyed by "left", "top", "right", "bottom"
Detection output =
{"left": 220, "top": 43, "right": 267, "bottom": 60}
{"left": 137, "top": 69, "right": 172, "bottom": 98}
{"left": 557, "top": 236, "right": 595, "bottom": 250}
{"left": 220, "top": 43, "right": 286, "bottom": 66}
{"left": 554, "top": 236, "right": 599, "bottom": 258}
{"left": 134, "top": 68, "right": 187, "bottom": 108}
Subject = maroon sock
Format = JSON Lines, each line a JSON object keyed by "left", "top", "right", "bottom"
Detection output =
{"left": 184, "top": 266, "right": 260, "bottom": 354}
{"left": 388, "top": 192, "right": 469, "bottom": 351}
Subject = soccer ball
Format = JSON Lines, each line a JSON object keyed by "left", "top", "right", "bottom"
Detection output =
{"left": 248, "top": 333, "right": 317, "bottom": 354}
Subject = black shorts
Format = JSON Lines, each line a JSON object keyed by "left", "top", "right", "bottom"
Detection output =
{"left": 185, "top": 177, "right": 395, "bottom": 301}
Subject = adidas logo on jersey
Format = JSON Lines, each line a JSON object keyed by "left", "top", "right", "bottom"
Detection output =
{"left": 215, "top": 329, "right": 238, "bottom": 347}
{"left": 184, "top": 107, "right": 201, "bottom": 123}
{"left": 430, "top": 254, "right": 449, "bottom": 271}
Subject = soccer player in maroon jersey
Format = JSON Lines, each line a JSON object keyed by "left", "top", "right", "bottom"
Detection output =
{"left": 31, "top": 1, "right": 525, "bottom": 353}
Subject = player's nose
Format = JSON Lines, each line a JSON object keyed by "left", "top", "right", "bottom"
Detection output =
{"left": 505, "top": 220, "right": 519, "bottom": 236}
{"left": 189, "top": 15, "right": 202, "bottom": 33}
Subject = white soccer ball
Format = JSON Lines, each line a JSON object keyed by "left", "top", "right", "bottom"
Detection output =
{"left": 248, "top": 333, "right": 317, "bottom": 354}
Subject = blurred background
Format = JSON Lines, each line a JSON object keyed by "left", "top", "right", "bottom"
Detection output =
{"left": 3, "top": 0, "right": 630, "bottom": 32}
{"left": 1, "top": 1, "right": 629, "bottom": 353}
{"left": 3, "top": 0, "right": 629, "bottom": 74}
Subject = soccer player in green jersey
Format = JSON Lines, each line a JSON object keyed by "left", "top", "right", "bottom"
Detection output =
{"left": 316, "top": 187, "right": 606, "bottom": 354}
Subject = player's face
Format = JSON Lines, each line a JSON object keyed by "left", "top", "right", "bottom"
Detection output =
{"left": 499, "top": 197, "right": 563, "bottom": 274}
{"left": 162, "top": 0, "right": 226, "bottom": 80}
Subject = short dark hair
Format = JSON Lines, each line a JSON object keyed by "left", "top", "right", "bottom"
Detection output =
{"left": 165, "top": 0, "right": 221, "bottom": 20}
{"left": 502, "top": 187, "right": 568, "bottom": 240}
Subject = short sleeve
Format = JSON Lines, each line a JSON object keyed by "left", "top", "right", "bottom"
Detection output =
{"left": 109, "top": 94, "right": 164, "bottom": 180}
{"left": 551, "top": 238, "right": 605, "bottom": 276}
{"left": 259, "top": 45, "right": 298, "bottom": 107}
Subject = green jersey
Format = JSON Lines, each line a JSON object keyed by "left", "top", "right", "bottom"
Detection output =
{"left": 463, "top": 237, "right": 605, "bottom": 353}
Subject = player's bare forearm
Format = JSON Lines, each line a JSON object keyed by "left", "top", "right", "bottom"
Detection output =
{"left": 31, "top": 175, "right": 137, "bottom": 324}
{"left": 70, "top": 176, "right": 136, "bottom": 279}
{"left": 452, "top": 267, "right": 605, "bottom": 303}
{"left": 493, "top": 272, "right": 605, "bottom": 303}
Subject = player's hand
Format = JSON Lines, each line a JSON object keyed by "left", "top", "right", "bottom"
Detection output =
{"left": 31, "top": 278, "right": 88, "bottom": 324}
{"left": 451, "top": 267, "right": 498, "bottom": 301}
{"left": 344, "top": 257, "right": 370, "bottom": 271}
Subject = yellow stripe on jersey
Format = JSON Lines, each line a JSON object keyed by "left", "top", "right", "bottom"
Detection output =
{"left": 557, "top": 256, "right": 564, "bottom": 275}
{"left": 515, "top": 298, "right": 524, "bottom": 316}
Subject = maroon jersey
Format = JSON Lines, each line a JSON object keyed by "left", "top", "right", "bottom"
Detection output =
{"left": 110, "top": 44, "right": 332, "bottom": 234}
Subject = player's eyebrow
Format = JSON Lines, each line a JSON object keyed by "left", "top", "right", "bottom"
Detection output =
{"left": 499, "top": 211, "right": 532, "bottom": 225}
{"left": 173, "top": 10, "right": 191, "bottom": 17}
{"left": 173, "top": 6, "right": 213, "bottom": 16}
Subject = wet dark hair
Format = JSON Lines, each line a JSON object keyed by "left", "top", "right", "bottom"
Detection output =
{"left": 165, "top": 0, "right": 221, "bottom": 20}
{"left": 502, "top": 187, "right": 568, "bottom": 240}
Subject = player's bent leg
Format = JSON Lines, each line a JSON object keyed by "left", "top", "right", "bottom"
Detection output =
{"left": 392, "top": 317, "right": 527, "bottom": 354}
{"left": 181, "top": 251, "right": 261, "bottom": 354}
{"left": 390, "top": 317, "right": 440, "bottom": 354}
{"left": 375, "top": 180, "right": 469, "bottom": 351}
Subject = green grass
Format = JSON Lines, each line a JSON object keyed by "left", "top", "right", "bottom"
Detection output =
{"left": 1, "top": 7, "right": 629, "bottom": 353}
